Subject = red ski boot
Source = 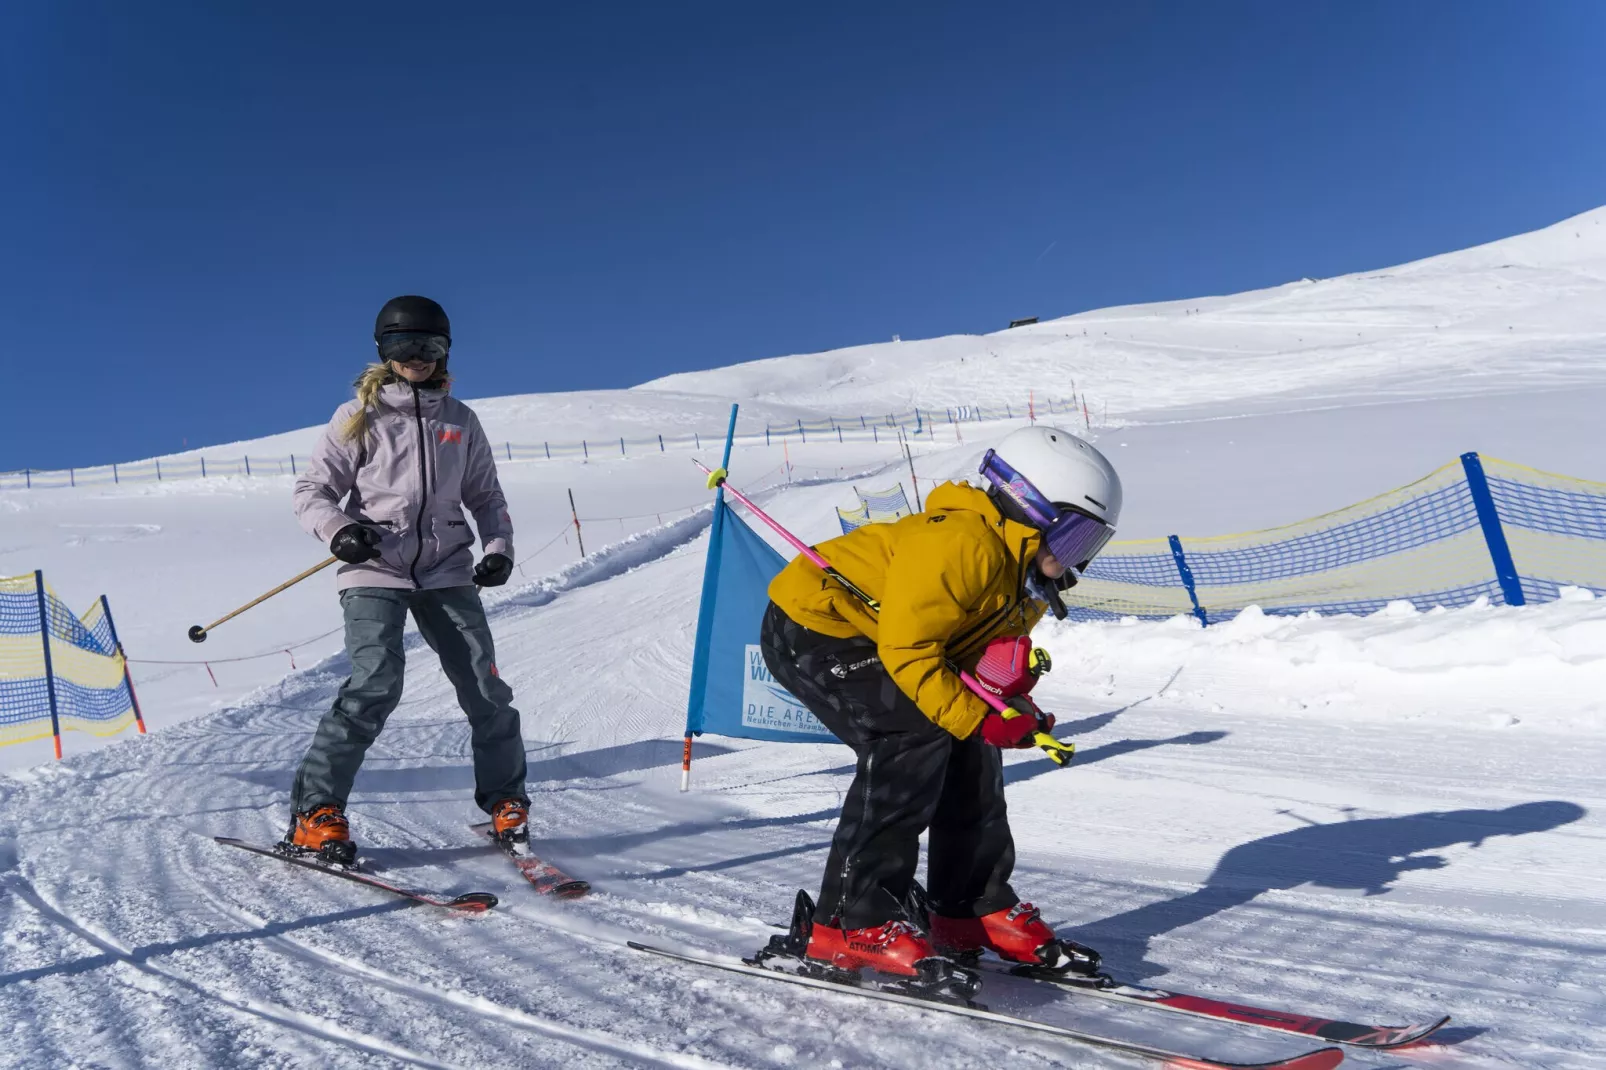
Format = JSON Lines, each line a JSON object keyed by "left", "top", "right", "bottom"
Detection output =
{"left": 806, "top": 919, "right": 933, "bottom": 977}
{"left": 750, "top": 891, "right": 981, "bottom": 1002}
{"left": 285, "top": 805, "right": 356, "bottom": 866}
{"left": 930, "top": 902, "right": 1102, "bottom": 975}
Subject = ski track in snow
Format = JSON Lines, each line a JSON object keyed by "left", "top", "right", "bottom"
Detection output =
{"left": 6, "top": 209, "right": 1606, "bottom": 1068}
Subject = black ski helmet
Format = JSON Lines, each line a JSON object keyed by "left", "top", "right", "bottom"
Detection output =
{"left": 374, "top": 295, "right": 451, "bottom": 341}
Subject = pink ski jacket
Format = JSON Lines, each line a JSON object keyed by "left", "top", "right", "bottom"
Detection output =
{"left": 293, "top": 381, "right": 514, "bottom": 591}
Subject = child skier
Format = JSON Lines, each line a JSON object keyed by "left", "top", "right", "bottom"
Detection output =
{"left": 760, "top": 425, "right": 1121, "bottom": 986}
{"left": 285, "top": 295, "right": 528, "bottom": 864}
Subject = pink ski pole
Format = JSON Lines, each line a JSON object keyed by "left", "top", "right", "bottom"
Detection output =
{"left": 695, "top": 460, "right": 1071, "bottom": 766}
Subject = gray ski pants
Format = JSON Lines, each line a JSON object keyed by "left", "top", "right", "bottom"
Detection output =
{"left": 290, "top": 585, "right": 528, "bottom": 814}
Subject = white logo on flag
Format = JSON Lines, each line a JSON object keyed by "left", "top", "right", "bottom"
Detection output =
{"left": 742, "top": 646, "right": 831, "bottom": 737}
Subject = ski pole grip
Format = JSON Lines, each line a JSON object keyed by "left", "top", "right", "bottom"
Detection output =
{"left": 1032, "top": 732, "right": 1075, "bottom": 766}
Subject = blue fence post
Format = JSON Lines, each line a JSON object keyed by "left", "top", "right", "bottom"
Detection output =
{"left": 99, "top": 594, "right": 145, "bottom": 734}
{"left": 1168, "top": 535, "right": 1209, "bottom": 626}
{"left": 1460, "top": 451, "right": 1526, "bottom": 606}
{"left": 33, "top": 571, "right": 63, "bottom": 759}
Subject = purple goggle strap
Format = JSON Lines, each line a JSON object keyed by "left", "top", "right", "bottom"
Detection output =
{"left": 978, "top": 449, "right": 1059, "bottom": 528}
{"left": 979, "top": 449, "right": 1113, "bottom": 566}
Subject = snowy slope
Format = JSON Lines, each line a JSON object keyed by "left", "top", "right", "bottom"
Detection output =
{"left": 3, "top": 208, "right": 1606, "bottom": 1069}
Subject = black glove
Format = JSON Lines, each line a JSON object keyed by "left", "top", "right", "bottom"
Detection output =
{"left": 1006, "top": 694, "right": 1056, "bottom": 735}
{"left": 473, "top": 552, "right": 514, "bottom": 587}
{"left": 330, "top": 524, "right": 383, "bottom": 564}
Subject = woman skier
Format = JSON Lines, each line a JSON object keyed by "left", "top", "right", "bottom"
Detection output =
{"left": 760, "top": 425, "right": 1121, "bottom": 986}
{"left": 285, "top": 295, "right": 528, "bottom": 864}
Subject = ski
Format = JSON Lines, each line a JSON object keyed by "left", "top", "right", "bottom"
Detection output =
{"left": 986, "top": 963, "right": 1448, "bottom": 1050}
{"left": 214, "top": 837, "right": 499, "bottom": 913}
{"left": 628, "top": 941, "right": 1344, "bottom": 1070}
{"left": 470, "top": 822, "right": 591, "bottom": 898}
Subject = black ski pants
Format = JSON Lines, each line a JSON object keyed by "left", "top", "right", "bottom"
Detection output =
{"left": 760, "top": 602, "right": 1018, "bottom": 929}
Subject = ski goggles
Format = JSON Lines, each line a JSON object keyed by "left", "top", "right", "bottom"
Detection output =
{"left": 377, "top": 331, "right": 450, "bottom": 365}
{"left": 979, "top": 448, "right": 1115, "bottom": 569}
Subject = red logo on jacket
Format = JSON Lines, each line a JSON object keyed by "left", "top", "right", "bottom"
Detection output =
{"left": 437, "top": 428, "right": 463, "bottom": 445}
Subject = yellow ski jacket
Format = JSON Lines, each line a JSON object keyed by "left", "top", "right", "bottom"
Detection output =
{"left": 768, "top": 481, "right": 1046, "bottom": 739}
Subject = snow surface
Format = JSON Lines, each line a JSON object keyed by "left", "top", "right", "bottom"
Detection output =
{"left": 3, "top": 209, "right": 1606, "bottom": 1069}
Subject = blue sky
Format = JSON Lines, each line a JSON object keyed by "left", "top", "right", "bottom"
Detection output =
{"left": 4, "top": 3, "right": 1604, "bottom": 468}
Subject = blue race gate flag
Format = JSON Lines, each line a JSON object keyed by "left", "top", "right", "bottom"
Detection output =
{"left": 684, "top": 497, "right": 831, "bottom": 743}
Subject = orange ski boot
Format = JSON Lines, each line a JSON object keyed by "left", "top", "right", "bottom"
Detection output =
{"left": 286, "top": 804, "right": 356, "bottom": 866}
{"left": 930, "top": 902, "right": 1102, "bottom": 975}
{"left": 490, "top": 798, "right": 529, "bottom": 843}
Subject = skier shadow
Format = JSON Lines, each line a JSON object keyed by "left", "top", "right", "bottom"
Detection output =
{"left": 1004, "top": 730, "right": 1229, "bottom": 787}
{"left": 1066, "top": 800, "right": 1587, "bottom": 987}
{"left": 228, "top": 738, "right": 733, "bottom": 794}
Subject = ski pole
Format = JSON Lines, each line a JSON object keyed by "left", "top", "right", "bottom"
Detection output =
{"left": 188, "top": 556, "right": 339, "bottom": 643}
{"left": 695, "top": 462, "right": 1072, "bottom": 766}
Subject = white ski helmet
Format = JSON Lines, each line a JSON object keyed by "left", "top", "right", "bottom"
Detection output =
{"left": 980, "top": 425, "right": 1123, "bottom": 570}
{"left": 990, "top": 425, "right": 1121, "bottom": 527}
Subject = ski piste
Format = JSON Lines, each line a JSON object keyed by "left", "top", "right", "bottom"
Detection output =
{"left": 975, "top": 961, "right": 1449, "bottom": 1049}
{"left": 470, "top": 822, "right": 591, "bottom": 898}
{"left": 214, "top": 836, "right": 499, "bottom": 913}
{"left": 628, "top": 941, "right": 1345, "bottom": 1070}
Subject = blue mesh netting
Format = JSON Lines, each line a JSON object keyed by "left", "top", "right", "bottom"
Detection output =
{"left": 1183, "top": 481, "right": 1479, "bottom": 587}
{"left": 0, "top": 678, "right": 52, "bottom": 727}
{"left": 860, "top": 485, "right": 911, "bottom": 518}
{"left": 1488, "top": 476, "right": 1606, "bottom": 540}
{"left": 55, "top": 677, "right": 135, "bottom": 724}
{"left": 0, "top": 591, "right": 38, "bottom": 635}
{"left": 44, "top": 594, "right": 114, "bottom": 655}
{"left": 87, "top": 611, "right": 117, "bottom": 653}
{"left": 1063, "top": 456, "right": 1606, "bottom": 625}
{"left": 1085, "top": 552, "right": 1180, "bottom": 587}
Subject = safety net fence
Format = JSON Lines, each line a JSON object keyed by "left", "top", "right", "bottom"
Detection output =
{"left": 1064, "top": 453, "right": 1606, "bottom": 624}
{"left": 0, "top": 572, "right": 143, "bottom": 754}
{"left": 837, "top": 483, "right": 915, "bottom": 533}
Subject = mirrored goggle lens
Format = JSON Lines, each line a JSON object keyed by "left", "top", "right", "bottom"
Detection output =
{"left": 1044, "top": 510, "right": 1113, "bottom": 570}
{"left": 378, "top": 332, "right": 450, "bottom": 364}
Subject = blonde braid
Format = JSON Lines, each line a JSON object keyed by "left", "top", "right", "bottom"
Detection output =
{"left": 340, "top": 363, "right": 396, "bottom": 443}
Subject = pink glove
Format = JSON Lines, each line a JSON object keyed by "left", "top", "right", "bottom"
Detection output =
{"left": 977, "top": 696, "right": 1056, "bottom": 748}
